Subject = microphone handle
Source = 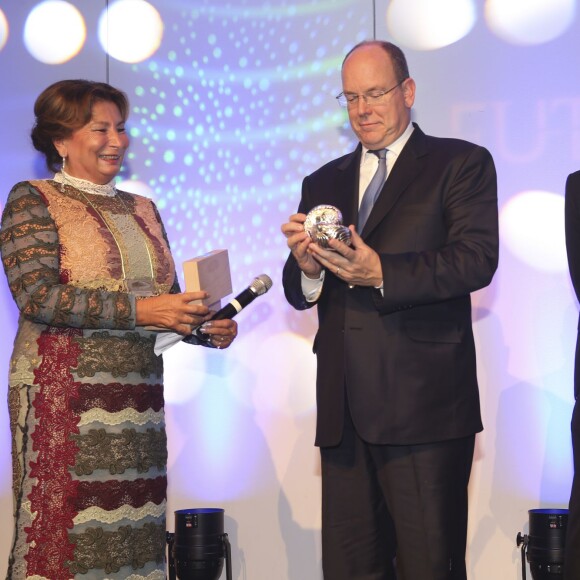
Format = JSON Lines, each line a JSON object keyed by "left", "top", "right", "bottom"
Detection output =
{"left": 211, "top": 288, "right": 258, "bottom": 320}
{"left": 195, "top": 288, "right": 255, "bottom": 342}
{"left": 211, "top": 302, "right": 239, "bottom": 320}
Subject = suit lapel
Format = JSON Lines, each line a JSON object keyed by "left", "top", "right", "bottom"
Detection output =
{"left": 361, "top": 124, "right": 428, "bottom": 237}
{"left": 334, "top": 144, "right": 362, "bottom": 228}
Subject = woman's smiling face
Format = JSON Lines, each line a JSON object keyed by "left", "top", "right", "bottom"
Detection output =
{"left": 54, "top": 100, "right": 129, "bottom": 184}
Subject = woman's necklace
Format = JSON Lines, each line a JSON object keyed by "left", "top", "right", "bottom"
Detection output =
{"left": 53, "top": 170, "right": 117, "bottom": 196}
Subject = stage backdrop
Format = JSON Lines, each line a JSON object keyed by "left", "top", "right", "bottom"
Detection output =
{"left": 1, "top": 1, "right": 579, "bottom": 578}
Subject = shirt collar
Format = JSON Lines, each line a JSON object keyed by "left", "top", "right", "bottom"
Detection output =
{"left": 362, "top": 122, "right": 414, "bottom": 161}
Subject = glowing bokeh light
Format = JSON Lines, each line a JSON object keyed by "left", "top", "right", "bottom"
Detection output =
{"left": 485, "top": 0, "right": 575, "bottom": 45}
{"left": 0, "top": 9, "right": 8, "bottom": 51}
{"left": 386, "top": 0, "right": 476, "bottom": 50}
{"left": 236, "top": 331, "right": 317, "bottom": 415}
{"left": 23, "top": 1, "right": 86, "bottom": 64}
{"left": 117, "top": 178, "right": 155, "bottom": 200}
{"left": 500, "top": 190, "right": 567, "bottom": 272}
{"left": 163, "top": 343, "right": 211, "bottom": 405}
{"left": 98, "top": 0, "right": 164, "bottom": 64}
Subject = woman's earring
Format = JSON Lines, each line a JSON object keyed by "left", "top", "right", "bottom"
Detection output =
{"left": 60, "top": 157, "right": 66, "bottom": 191}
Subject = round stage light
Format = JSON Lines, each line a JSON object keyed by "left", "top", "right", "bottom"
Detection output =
{"left": 24, "top": 1, "right": 86, "bottom": 64}
{"left": 386, "top": 0, "right": 476, "bottom": 50}
{"left": 117, "top": 179, "right": 155, "bottom": 200}
{"left": 0, "top": 9, "right": 8, "bottom": 52}
{"left": 98, "top": 0, "right": 164, "bottom": 64}
{"left": 500, "top": 190, "right": 567, "bottom": 273}
{"left": 485, "top": 0, "right": 574, "bottom": 45}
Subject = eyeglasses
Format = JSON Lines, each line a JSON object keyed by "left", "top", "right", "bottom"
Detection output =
{"left": 336, "top": 79, "right": 407, "bottom": 108}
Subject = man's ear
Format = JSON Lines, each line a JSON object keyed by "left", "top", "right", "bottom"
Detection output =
{"left": 402, "top": 77, "right": 416, "bottom": 109}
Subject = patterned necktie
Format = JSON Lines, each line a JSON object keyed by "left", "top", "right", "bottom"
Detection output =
{"left": 358, "top": 148, "right": 387, "bottom": 231}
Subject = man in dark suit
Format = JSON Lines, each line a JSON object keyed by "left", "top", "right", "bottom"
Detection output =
{"left": 281, "top": 40, "right": 498, "bottom": 579}
{"left": 564, "top": 170, "right": 580, "bottom": 579}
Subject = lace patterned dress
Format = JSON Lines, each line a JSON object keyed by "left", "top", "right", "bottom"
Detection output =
{"left": 1, "top": 179, "right": 179, "bottom": 580}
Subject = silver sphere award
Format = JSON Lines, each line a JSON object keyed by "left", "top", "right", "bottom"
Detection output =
{"left": 304, "top": 205, "right": 352, "bottom": 249}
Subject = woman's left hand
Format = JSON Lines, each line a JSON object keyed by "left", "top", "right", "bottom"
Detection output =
{"left": 199, "top": 319, "right": 238, "bottom": 349}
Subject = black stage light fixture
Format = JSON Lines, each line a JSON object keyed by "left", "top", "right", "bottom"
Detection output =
{"left": 516, "top": 508, "right": 568, "bottom": 580}
{"left": 167, "top": 508, "right": 232, "bottom": 580}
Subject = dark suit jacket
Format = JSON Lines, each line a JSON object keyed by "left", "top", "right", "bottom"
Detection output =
{"left": 564, "top": 171, "right": 580, "bottom": 579}
{"left": 283, "top": 123, "right": 499, "bottom": 447}
{"left": 566, "top": 171, "right": 580, "bottom": 400}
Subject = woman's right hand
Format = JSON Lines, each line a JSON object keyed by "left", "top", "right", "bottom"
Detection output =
{"left": 135, "top": 291, "right": 212, "bottom": 335}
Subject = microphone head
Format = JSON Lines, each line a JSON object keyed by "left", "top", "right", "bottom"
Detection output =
{"left": 250, "top": 274, "right": 273, "bottom": 296}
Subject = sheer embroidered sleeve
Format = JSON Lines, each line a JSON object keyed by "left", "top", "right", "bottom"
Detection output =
{"left": 0, "top": 181, "right": 135, "bottom": 329}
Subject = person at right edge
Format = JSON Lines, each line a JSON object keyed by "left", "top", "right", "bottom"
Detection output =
{"left": 564, "top": 169, "right": 580, "bottom": 579}
{"left": 281, "top": 40, "right": 499, "bottom": 580}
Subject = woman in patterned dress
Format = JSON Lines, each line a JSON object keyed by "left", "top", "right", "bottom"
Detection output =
{"left": 0, "top": 79, "right": 238, "bottom": 579}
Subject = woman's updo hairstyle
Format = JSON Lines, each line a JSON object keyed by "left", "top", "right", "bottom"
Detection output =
{"left": 31, "top": 79, "right": 129, "bottom": 173}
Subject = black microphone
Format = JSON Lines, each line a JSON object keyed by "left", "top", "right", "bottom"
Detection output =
{"left": 194, "top": 274, "right": 273, "bottom": 343}
{"left": 210, "top": 273, "right": 273, "bottom": 320}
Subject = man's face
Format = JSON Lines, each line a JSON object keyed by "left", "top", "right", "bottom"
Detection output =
{"left": 341, "top": 45, "right": 415, "bottom": 150}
